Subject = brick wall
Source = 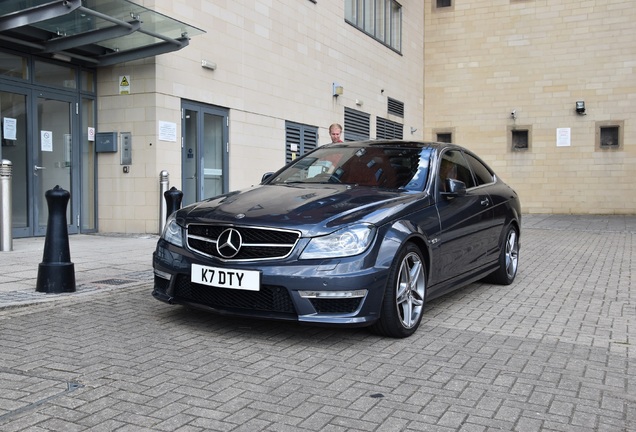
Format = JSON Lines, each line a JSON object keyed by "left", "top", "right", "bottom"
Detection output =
{"left": 424, "top": 0, "right": 635, "bottom": 214}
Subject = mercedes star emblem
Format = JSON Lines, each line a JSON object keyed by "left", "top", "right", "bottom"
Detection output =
{"left": 216, "top": 228, "right": 242, "bottom": 259}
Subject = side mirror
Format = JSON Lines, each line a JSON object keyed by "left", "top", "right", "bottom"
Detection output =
{"left": 442, "top": 178, "right": 467, "bottom": 198}
{"left": 261, "top": 172, "right": 274, "bottom": 183}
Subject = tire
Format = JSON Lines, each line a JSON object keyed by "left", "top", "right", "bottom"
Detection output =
{"left": 371, "top": 243, "right": 426, "bottom": 338}
{"left": 484, "top": 224, "right": 519, "bottom": 285}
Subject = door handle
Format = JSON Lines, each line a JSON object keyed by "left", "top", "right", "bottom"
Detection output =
{"left": 34, "top": 165, "right": 46, "bottom": 173}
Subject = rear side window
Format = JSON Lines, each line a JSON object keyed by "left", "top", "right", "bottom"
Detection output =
{"left": 464, "top": 152, "right": 494, "bottom": 186}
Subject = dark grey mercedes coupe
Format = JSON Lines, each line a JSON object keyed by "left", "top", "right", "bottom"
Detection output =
{"left": 152, "top": 140, "right": 521, "bottom": 338}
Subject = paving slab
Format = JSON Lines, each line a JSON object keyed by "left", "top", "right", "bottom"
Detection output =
{"left": 0, "top": 215, "right": 634, "bottom": 431}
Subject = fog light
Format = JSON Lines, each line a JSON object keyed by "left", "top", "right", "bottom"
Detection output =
{"left": 299, "top": 289, "right": 367, "bottom": 299}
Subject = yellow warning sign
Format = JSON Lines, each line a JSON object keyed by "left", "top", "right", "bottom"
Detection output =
{"left": 119, "top": 75, "right": 130, "bottom": 94}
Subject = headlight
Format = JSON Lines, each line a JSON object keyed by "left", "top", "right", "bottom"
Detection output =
{"left": 300, "top": 224, "right": 376, "bottom": 259}
{"left": 161, "top": 213, "right": 184, "bottom": 247}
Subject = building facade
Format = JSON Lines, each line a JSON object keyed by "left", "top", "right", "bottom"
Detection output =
{"left": 424, "top": 0, "right": 635, "bottom": 214}
{"left": 1, "top": 0, "right": 424, "bottom": 237}
{"left": 0, "top": 0, "right": 633, "bottom": 240}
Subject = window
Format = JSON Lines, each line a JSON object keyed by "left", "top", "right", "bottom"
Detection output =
{"left": 0, "top": 51, "right": 28, "bottom": 80}
{"left": 344, "top": 107, "right": 370, "bottom": 141}
{"left": 511, "top": 130, "right": 529, "bottom": 150}
{"left": 433, "top": 0, "right": 454, "bottom": 12}
{"left": 345, "top": 0, "right": 402, "bottom": 52}
{"left": 433, "top": 128, "right": 455, "bottom": 143}
{"left": 81, "top": 69, "right": 95, "bottom": 93}
{"left": 376, "top": 117, "right": 403, "bottom": 139}
{"left": 436, "top": 133, "right": 452, "bottom": 143}
{"left": 508, "top": 126, "right": 531, "bottom": 151}
{"left": 438, "top": 150, "right": 476, "bottom": 192}
{"left": 464, "top": 153, "right": 495, "bottom": 186}
{"left": 285, "top": 121, "right": 318, "bottom": 164}
{"left": 600, "top": 127, "right": 619, "bottom": 148}
{"left": 34, "top": 60, "right": 77, "bottom": 89}
{"left": 596, "top": 121, "right": 623, "bottom": 150}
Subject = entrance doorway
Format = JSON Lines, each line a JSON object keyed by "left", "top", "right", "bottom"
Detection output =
{"left": 1, "top": 87, "right": 79, "bottom": 237}
{"left": 0, "top": 50, "right": 97, "bottom": 239}
{"left": 181, "top": 102, "right": 229, "bottom": 206}
{"left": 34, "top": 93, "right": 78, "bottom": 236}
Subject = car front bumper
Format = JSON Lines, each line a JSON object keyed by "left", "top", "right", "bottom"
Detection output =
{"left": 151, "top": 239, "right": 389, "bottom": 327}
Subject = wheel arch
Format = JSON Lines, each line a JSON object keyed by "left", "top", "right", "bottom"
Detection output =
{"left": 502, "top": 215, "right": 521, "bottom": 250}
{"left": 375, "top": 220, "right": 434, "bottom": 280}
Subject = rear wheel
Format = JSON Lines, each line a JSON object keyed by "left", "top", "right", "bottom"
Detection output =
{"left": 484, "top": 224, "right": 519, "bottom": 285}
{"left": 371, "top": 243, "right": 426, "bottom": 338}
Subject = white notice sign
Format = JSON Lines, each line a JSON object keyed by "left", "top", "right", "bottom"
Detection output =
{"left": 158, "top": 121, "right": 177, "bottom": 142}
{"left": 41, "top": 130, "right": 53, "bottom": 152}
{"left": 556, "top": 128, "right": 571, "bottom": 147}
{"left": 3, "top": 118, "right": 17, "bottom": 140}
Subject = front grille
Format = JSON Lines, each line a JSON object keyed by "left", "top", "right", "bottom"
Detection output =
{"left": 174, "top": 275, "right": 296, "bottom": 314}
{"left": 187, "top": 224, "right": 300, "bottom": 261}
{"left": 310, "top": 298, "right": 363, "bottom": 314}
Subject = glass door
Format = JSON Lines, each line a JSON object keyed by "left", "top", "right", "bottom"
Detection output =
{"left": 0, "top": 88, "right": 30, "bottom": 237}
{"left": 182, "top": 106, "right": 198, "bottom": 206}
{"left": 33, "top": 92, "right": 78, "bottom": 236}
{"left": 181, "top": 102, "right": 228, "bottom": 206}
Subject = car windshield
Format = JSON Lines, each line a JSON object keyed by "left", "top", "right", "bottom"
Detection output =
{"left": 270, "top": 145, "right": 432, "bottom": 191}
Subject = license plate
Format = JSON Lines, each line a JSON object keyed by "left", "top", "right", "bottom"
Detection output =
{"left": 191, "top": 264, "right": 260, "bottom": 291}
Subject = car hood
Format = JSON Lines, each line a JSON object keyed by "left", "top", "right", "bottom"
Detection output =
{"left": 178, "top": 184, "right": 430, "bottom": 237}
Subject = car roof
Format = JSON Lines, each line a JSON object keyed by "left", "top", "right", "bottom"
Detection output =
{"left": 322, "top": 140, "right": 456, "bottom": 151}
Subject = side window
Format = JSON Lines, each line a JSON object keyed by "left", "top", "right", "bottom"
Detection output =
{"left": 438, "top": 150, "right": 475, "bottom": 192}
{"left": 464, "top": 152, "right": 494, "bottom": 186}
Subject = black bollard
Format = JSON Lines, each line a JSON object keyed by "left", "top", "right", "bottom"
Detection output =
{"left": 164, "top": 186, "right": 183, "bottom": 219}
{"left": 36, "top": 185, "right": 76, "bottom": 293}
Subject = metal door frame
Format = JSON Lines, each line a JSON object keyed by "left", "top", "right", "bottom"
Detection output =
{"left": 32, "top": 89, "right": 80, "bottom": 236}
{"left": 0, "top": 83, "right": 80, "bottom": 237}
{"left": 0, "top": 83, "right": 30, "bottom": 238}
{"left": 181, "top": 101, "right": 229, "bottom": 205}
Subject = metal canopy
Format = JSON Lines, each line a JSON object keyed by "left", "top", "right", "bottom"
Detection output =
{"left": 0, "top": 0, "right": 205, "bottom": 67}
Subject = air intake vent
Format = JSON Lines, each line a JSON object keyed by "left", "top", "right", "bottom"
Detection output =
{"left": 387, "top": 97, "right": 404, "bottom": 117}
{"left": 344, "top": 107, "right": 370, "bottom": 141}
{"left": 376, "top": 117, "right": 403, "bottom": 139}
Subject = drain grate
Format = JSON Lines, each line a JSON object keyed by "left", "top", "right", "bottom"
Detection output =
{"left": 93, "top": 278, "right": 134, "bottom": 286}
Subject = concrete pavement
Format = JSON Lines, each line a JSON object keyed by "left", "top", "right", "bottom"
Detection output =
{"left": 0, "top": 233, "right": 158, "bottom": 309}
{"left": 0, "top": 214, "right": 634, "bottom": 431}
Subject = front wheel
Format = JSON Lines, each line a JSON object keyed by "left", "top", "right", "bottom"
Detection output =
{"left": 484, "top": 224, "right": 519, "bottom": 285}
{"left": 371, "top": 243, "right": 426, "bottom": 338}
